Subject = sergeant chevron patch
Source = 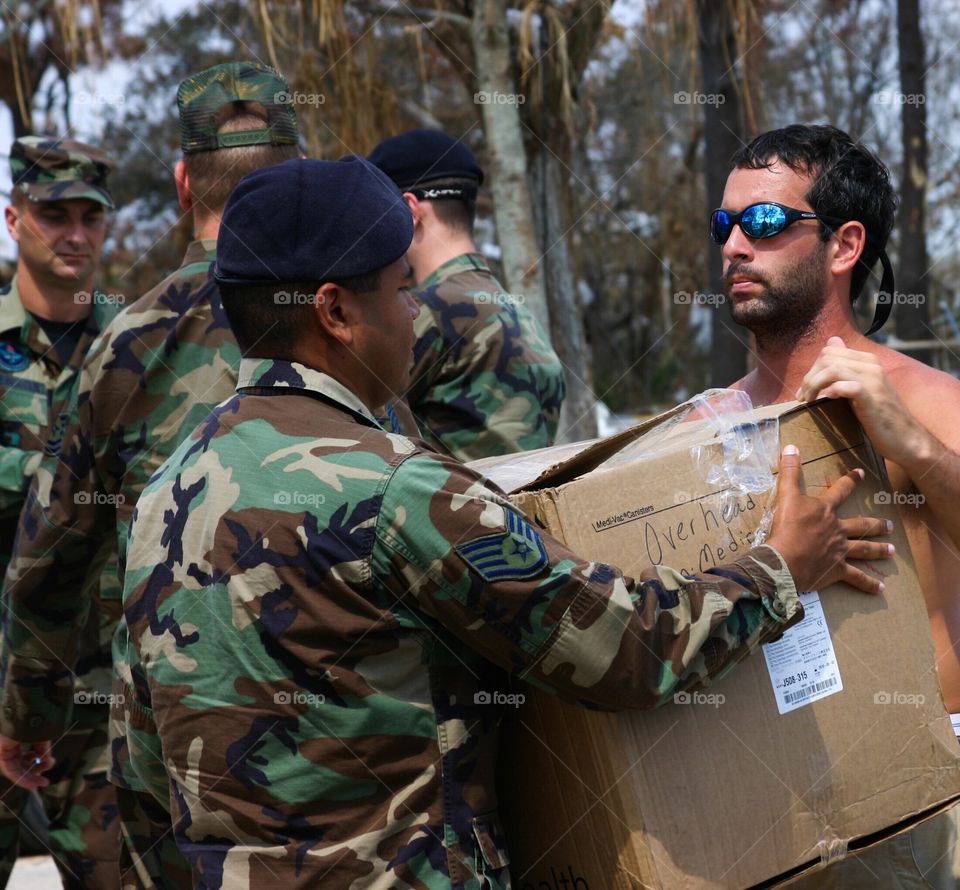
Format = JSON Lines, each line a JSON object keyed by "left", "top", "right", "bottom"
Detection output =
{"left": 456, "top": 508, "right": 549, "bottom": 581}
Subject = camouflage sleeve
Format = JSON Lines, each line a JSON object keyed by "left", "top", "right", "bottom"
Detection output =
{"left": 407, "top": 293, "right": 566, "bottom": 461}
{"left": 373, "top": 452, "right": 801, "bottom": 709}
{"left": 0, "top": 364, "right": 113, "bottom": 742}
{"left": 0, "top": 446, "right": 41, "bottom": 509}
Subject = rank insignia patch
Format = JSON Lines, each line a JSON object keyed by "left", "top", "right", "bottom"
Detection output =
{"left": 456, "top": 509, "right": 549, "bottom": 581}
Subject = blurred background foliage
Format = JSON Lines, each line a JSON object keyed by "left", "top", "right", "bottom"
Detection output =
{"left": 1, "top": 0, "right": 957, "bottom": 426}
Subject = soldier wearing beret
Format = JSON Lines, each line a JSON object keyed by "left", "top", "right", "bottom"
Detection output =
{"left": 0, "top": 135, "right": 122, "bottom": 888}
{"left": 369, "top": 129, "right": 566, "bottom": 461}
{"left": 111, "top": 155, "right": 890, "bottom": 889}
{"left": 0, "top": 62, "right": 300, "bottom": 889}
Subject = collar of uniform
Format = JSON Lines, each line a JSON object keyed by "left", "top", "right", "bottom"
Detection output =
{"left": 0, "top": 274, "right": 114, "bottom": 358}
{"left": 0, "top": 275, "right": 116, "bottom": 340}
{"left": 86, "top": 291, "right": 117, "bottom": 336}
{"left": 419, "top": 252, "right": 491, "bottom": 289}
{"left": 181, "top": 239, "right": 217, "bottom": 276}
{"left": 236, "top": 357, "right": 384, "bottom": 428}
{"left": 0, "top": 275, "right": 29, "bottom": 339}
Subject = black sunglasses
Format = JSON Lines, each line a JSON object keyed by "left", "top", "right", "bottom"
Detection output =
{"left": 710, "top": 202, "right": 840, "bottom": 245}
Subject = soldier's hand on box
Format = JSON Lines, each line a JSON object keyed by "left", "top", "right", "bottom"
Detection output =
{"left": 766, "top": 444, "right": 892, "bottom": 595}
{"left": 0, "top": 735, "right": 54, "bottom": 790}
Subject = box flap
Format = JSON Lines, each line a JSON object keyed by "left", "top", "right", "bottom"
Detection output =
{"left": 472, "top": 396, "right": 829, "bottom": 496}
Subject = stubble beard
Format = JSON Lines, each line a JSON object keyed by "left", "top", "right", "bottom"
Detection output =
{"left": 726, "top": 243, "right": 829, "bottom": 353}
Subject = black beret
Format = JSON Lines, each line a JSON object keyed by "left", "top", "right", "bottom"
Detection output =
{"left": 368, "top": 129, "right": 484, "bottom": 189}
{"left": 214, "top": 156, "right": 413, "bottom": 286}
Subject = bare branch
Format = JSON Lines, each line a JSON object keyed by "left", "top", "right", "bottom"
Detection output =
{"left": 396, "top": 96, "right": 445, "bottom": 130}
{"left": 354, "top": 2, "right": 471, "bottom": 31}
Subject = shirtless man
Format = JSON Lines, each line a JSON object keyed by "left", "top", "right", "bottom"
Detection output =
{"left": 714, "top": 123, "right": 960, "bottom": 887}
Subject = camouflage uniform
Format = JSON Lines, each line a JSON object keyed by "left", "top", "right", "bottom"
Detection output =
{"left": 0, "top": 137, "right": 121, "bottom": 888}
{"left": 0, "top": 60, "right": 300, "bottom": 889}
{"left": 0, "top": 241, "right": 236, "bottom": 889}
{"left": 368, "top": 129, "right": 567, "bottom": 462}
{"left": 406, "top": 253, "right": 566, "bottom": 461}
{"left": 120, "top": 355, "right": 801, "bottom": 889}
{"left": 0, "top": 277, "right": 113, "bottom": 546}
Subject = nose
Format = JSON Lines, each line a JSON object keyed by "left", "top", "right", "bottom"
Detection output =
{"left": 405, "top": 290, "right": 420, "bottom": 320}
{"left": 63, "top": 215, "right": 89, "bottom": 247}
{"left": 721, "top": 222, "right": 753, "bottom": 266}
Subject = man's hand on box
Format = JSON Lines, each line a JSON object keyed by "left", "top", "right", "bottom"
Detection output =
{"left": 0, "top": 734, "right": 54, "bottom": 790}
{"left": 766, "top": 444, "right": 892, "bottom": 594}
{"left": 798, "top": 337, "right": 932, "bottom": 467}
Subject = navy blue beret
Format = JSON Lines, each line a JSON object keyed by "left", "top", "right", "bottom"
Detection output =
{"left": 214, "top": 156, "right": 413, "bottom": 286}
{"left": 368, "top": 129, "right": 484, "bottom": 189}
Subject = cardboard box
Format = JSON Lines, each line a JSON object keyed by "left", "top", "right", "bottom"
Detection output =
{"left": 470, "top": 398, "right": 960, "bottom": 889}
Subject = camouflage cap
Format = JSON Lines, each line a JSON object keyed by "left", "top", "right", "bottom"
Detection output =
{"left": 177, "top": 61, "right": 300, "bottom": 154}
{"left": 10, "top": 136, "right": 114, "bottom": 208}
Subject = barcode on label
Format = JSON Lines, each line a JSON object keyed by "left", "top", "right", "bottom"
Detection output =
{"left": 783, "top": 676, "right": 838, "bottom": 704}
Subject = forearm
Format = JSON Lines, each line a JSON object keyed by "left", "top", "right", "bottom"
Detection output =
{"left": 898, "top": 432, "right": 960, "bottom": 550}
{"left": 0, "top": 490, "right": 105, "bottom": 741}
{"left": 0, "top": 446, "right": 41, "bottom": 508}
{"left": 519, "top": 545, "right": 800, "bottom": 710}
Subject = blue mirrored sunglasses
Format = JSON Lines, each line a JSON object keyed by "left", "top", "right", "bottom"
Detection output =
{"left": 710, "top": 202, "right": 837, "bottom": 244}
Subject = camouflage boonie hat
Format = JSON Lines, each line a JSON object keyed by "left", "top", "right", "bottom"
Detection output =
{"left": 10, "top": 136, "right": 114, "bottom": 208}
{"left": 177, "top": 61, "right": 299, "bottom": 154}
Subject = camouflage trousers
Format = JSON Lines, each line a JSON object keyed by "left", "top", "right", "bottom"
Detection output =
{"left": 0, "top": 700, "right": 120, "bottom": 889}
{"left": 111, "top": 682, "right": 192, "bottom": 890}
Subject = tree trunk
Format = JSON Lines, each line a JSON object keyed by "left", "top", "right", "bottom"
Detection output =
{"left": 698, "top": 0, "right": 750, "bottom": 387}
{"left": 531, "top": 142, "right": 598, "bottom": 442}
{"left": 896, "top": 0, "right": 931, "bottom": 364}
{"left": 470, "top": 0, "right": 550, "bottom": 333}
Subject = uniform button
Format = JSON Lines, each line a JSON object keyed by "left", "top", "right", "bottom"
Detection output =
{"left": 28, "top": 715, "right": 43, "bottom": 728}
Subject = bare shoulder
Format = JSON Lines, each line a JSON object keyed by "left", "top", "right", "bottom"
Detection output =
{"left": 877, "top": 347, "right": 960, "bottom": 437}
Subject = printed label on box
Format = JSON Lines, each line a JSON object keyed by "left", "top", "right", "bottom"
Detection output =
{"left": 763, "top": 591, "right": 843, "bottom": 715}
